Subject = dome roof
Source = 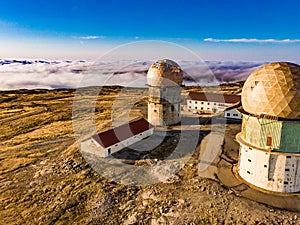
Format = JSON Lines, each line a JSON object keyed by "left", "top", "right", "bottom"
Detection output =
{"left": 147, "top": 59, "right": 183, "bottom": 86}
{"left": 242, "top": 62, "right": 300, "bottom": 119}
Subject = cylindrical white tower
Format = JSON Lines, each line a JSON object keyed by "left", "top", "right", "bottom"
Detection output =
{"left": 236, "top": 62, "right": 300, "bottom": 193}
{"left": 147, "top": 59, "right": 183, "bottom": 126}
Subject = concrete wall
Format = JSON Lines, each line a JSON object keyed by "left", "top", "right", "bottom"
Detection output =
{"left": 81, "top": 139, "right": 106, "bottom": 158}
{"left": 148, "top": 102, "right": 180, "bottom": 126}
{"left": 148, "top": 85, "right": 181, "bottom": 126}
{"left": 238, "top": 143, "right": 300, "bottom": 193}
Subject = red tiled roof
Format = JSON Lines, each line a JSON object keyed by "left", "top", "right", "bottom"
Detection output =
{"left": 92, "top": 118, "right": 153, "bottom": 148}
{"left": 188, "top": 92, "right": 241, "bottom": 104}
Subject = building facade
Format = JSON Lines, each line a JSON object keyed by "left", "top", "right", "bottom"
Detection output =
{"left": 187, "top": 92, "right": 241, "bottom": 114}
{"left": 81, "top": 118, "right": 154, "bottom": 157}
{"left": 236, "top": 62, "right": 300, "bottom": 193}
{"left": 224, "top": 108, "right": 242, "bottom": 120}
{"left": 147, "top": 59, "right": 183, "bottom": 126}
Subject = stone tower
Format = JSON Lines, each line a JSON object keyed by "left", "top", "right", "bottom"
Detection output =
{"left": 147, "top": 59, "right": 183, "bottom": 126}
{"left": 236, "top": 62, "right": 300, "bottom": 193}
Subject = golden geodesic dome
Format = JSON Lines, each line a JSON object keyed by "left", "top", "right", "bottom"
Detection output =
{"left": 147, "top": 59, "right": 183, "bottom": 86}
{"left": 242, "top": 62, "right": 300, "bottom": 119}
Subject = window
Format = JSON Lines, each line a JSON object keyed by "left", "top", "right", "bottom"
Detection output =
{"left": 227, "top": 113, "right": 230, "bottom": 116}
{"left": 284, "top": 181, "right": 289, "bottom": 185}
{"left": 285, "top": 168, "right": 290, "bottom": 172}
{"left": 286, "top": 156, "right": 291, "bottom": 158}
{"left": 195, "top": 101, "right": 197, "bottom": 104}
{"left": 195, "top": 107, "right": 197, "bottom": 109}
{"left": 201, "top": 102, "right": 204, "bottom": 104}
{"left": 233, "top": 114, "right": 238, "bottom": 116}
{"left": 248, "top": 159, "right": 251, "bottom": 162}
{"left": 264, "top": 165, "right": 267, "bottom": 168}
{"left": 108, "top": 148, "right": 111, "bottom": 154}
{"left": 247, "top": 171, "right": 250, "bottom": 174}
{"left": 207, "top": 103, "right": 210, "bottom": 105}
{"left": 171, "top": 105, "right": 174, "bottom": 112}
{"left": 189, "top": 106, "right": 191, "bottom": 109}
{"left": 201, "top": 107, "right": 204, "bottom": 110}
{"left": 189, "top": 100, "right": 192, "bottom": 103}
{"left": 214, "top": 103, "right": 216, "bottom": 105}
{"left": 154, "top": 109, "right": 157, "bottom": 112}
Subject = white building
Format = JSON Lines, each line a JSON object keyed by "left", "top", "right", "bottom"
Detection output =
{"left": 187, "top": 92, "right": 241, "bottom": 114}
{"left": 81, "top": 118, "right": 154, "bottom": 158}
{"left": 224, "top": 106, "right": 242, "bottom": 120}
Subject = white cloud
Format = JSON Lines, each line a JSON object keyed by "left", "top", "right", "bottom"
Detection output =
{"left": 0, "top": 59, "right": 264, "bottom": 90}
{"left": 78, "top": 35, "right": 105, "bottom": 40}
{"left": 204, "top": 38, "right": 300, "bottom": 43}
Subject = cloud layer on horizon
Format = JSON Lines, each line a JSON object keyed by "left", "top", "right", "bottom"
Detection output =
{"left": 0, "top": 59, "right": 262, "bottom": 90}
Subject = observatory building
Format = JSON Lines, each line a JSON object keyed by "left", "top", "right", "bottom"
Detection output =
{"left": 236, "top": 62, "right": 300, "bottom": 193}
{"left": 147, "top": 59, "right": 183, "bottom": 126}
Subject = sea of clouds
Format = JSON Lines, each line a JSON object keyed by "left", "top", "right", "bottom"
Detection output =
{"left": 0, "top": 59, "right": 263, "bottom": 90}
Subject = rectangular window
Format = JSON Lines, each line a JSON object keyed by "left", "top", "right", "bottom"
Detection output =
{"left": 286, "top": 156, "right": 291, "bottom": 159}
{"left": 284, "top": 181, "right": 289, "bottom": 185}
{"left": 201, "top": 102, "right": 204, "bottom": 104}
{"left": 248, "top": 159, "right": 251, "bottom": 162}
{"left": 233, "top": 114, "right": 238, "bottom": 116}
{"left": 195, "top": 107, "right": 197, "bottom": 109}
{"left": 201, "top": 107, "right": 204, "bottom": 110}
{"left": 108, "top": 148, "right": 111, "bottom": 154}
{"left": 214, "top": 103, "right": 216, "bottom": 105}
{"left": 285, "top": 168, "right": 290, "bottom": 172}
{"left": 247, "top": 171, "right": 250, "bottom": 174}
{"left": 207, "top": 103, "right": 210, "bottom": 105}
{"left": 195, "top": 101, "right": 197, "bottom": 104}
{"left": 227, "top": 113, "right": 230, "bottom": 116}
{"left": 154, "top": 109, "right": 157, "bottom": 112}
{"left": 264, "top": 165, "right": 267, "bottom": 168}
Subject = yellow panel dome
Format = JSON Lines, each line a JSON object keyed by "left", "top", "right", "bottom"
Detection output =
{"left": 147, "top": 59, "right": 183, "bottom": 86}
{"left": 242, "top": 62, "right": 300, "bottom": 119}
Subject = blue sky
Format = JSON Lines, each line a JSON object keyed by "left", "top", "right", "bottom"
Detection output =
{"left": 1, "top": 0, "right": 300, "bottom": 61}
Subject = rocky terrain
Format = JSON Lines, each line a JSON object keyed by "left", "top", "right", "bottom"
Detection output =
{"left": 0, "top": 85, "right": 299, "bottom": 225}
